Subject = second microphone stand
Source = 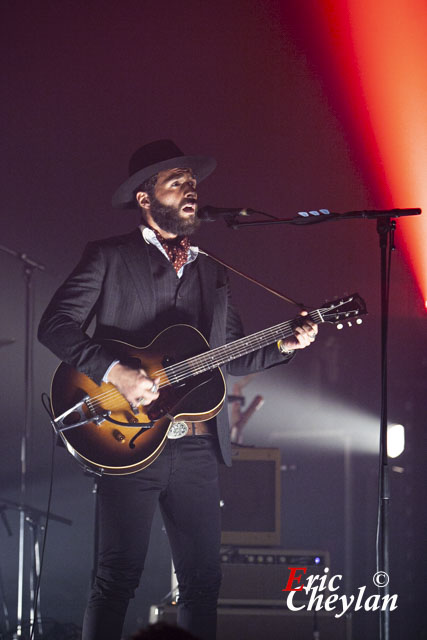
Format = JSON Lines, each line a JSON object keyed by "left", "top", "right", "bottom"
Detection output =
{"left": 219, "top": 206, "right": 421, "bottom": 640}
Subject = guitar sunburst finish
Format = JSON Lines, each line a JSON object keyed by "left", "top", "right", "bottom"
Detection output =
{"left": 51, "top": 325, "right": 225, "bottom": 475}
{"left": 49, "top": 294, "right": 367, "bottom": 475}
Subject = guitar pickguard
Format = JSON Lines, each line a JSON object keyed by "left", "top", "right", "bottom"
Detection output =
{"left": 146, "top": 370, "right": 214, "bottom": 421}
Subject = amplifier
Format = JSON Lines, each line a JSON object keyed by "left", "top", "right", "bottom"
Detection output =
{"left": 219, "top": 446, "right": 281, "bottom": 546}
{"left": 150, "top": 604, "right": 352, "bottom": 640}
{"left": 218, "top": 547, "right": 330, "bottom": 606}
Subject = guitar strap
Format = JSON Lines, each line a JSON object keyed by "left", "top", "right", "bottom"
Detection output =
{"left": 198, "top": 248, "right": 306, "bottom": 310}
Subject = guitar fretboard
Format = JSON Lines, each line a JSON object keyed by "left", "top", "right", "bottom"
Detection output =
{"left": 164, "top": 309, "right": 324, "bottom": 384}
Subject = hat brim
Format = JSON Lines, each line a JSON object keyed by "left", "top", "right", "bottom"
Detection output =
{"left": 112, "top": 155, "right": 216, "bottom": 209}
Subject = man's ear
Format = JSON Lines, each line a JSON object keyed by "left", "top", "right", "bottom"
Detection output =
{"left": 136, "top": 191, "right": 150, "bottom": 211}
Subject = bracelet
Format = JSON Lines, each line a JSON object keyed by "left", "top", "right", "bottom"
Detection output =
{"left": 277, "top": 339, "right": 295, "bottom": 356}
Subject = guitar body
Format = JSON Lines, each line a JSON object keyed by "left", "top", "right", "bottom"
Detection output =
{"left": 50, "top": 294, "right": 367, "bottom": 476}
{"left": 51, "top": 325, "right": 226, "bottom": 475}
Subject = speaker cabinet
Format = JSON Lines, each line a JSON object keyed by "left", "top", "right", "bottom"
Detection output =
{"left": 150, "top": 604, "right": 352, "bottom": 640}
{"left": 218, "top": 547, "right": 330, "bottom": 606}
{"left": 219, "top": 446, "right": 281, "bottom": 546}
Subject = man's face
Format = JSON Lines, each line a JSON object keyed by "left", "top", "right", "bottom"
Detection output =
{"left": 147, "top": 168, "right": 200, "bottom": 236}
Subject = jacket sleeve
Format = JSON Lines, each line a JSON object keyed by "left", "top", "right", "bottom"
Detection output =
{"left": 38, "top": 242, "right": 117, "bottom": 385}
{"left": 223, "top": 274, "right": 295, "bottom": 376}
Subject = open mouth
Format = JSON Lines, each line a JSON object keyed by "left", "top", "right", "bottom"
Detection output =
{"left": 181, "top": 201, "right": 197, "bottom": 214}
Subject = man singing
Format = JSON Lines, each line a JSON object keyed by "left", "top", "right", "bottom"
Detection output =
{"left": 38, "top": 139, "right": 317, "bottom": 640}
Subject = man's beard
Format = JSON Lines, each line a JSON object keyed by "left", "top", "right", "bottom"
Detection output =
{"left": 149, "top": 195, "right": 201, "bottom": 236}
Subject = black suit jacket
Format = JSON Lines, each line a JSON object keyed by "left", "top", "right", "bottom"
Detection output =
{"left": 38, "top": 229, "right": 292, "bottom": 465}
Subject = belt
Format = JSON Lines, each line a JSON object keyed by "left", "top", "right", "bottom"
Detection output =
{"left": 184, "top": 421, "right": 215, "bottom": 437}
{"left": 167, "top": 420, "right": 215, "bottom": 439}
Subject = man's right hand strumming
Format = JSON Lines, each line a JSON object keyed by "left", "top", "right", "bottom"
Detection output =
{"left": 107, "top": 363, "right": 160, "bottom": 407}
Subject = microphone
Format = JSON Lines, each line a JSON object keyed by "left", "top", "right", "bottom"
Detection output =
{"left": 197, "top": 205, "right": 254, "bottom": 221}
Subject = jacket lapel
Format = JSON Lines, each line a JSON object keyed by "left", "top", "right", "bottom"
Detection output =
{"left": 117, "top": 233, "right": 220, "bottom": 339}
{"left": 117, "top": 229, "right": 155, "bottom": 325}
{"left": 197, "top": 251, "right": 220, "bottom": 339}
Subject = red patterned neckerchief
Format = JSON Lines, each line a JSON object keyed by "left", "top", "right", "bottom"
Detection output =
{"left": 153, "top": 230, "right": 191, "bottom": 274}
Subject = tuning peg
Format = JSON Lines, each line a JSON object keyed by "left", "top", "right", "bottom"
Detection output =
{"left": 347, "top": 321, "right": 352, "bottom": 327}
{"left": 337, "top": 323, "right": 344, "bottom": 330}
{"left": 356, "top": 318, "right": 363, "bottom": 325}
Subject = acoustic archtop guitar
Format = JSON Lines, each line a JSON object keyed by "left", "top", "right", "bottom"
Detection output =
{"left": 50, "top": 294, "right": 366, "bottom": 475}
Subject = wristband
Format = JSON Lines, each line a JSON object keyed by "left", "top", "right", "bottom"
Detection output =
{"left": 277, "top": 339, "right": 295, "bottom": 356}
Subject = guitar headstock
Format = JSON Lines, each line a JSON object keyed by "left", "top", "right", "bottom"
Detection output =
{"left": 317, "top": 293, "right": 367, "bottom": 328}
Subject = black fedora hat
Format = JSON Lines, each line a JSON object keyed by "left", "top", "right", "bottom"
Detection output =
{"left": 112, "top": 139, "right": 216, "bottom": 209}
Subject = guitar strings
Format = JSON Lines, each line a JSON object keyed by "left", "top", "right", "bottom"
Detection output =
{"left": 160, "top": 308, "right": 325, "bottom": 381}
{"left": 87, "top": 320, "right": 298, "bottom": 409}
{"left": 86, "top": 308, "right": 328, "bottom": 409}
{"left": 86, "top": 316, "right": 312, "bottom": 408}
{"left": 156, "top": 318, "right": 298, "bottom": 379}
{"left": 169, "top": 305, "right": 346, "bottom": 380}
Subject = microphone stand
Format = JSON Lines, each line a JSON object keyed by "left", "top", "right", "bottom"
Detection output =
{"left": 219, "top": 207, "right": 421, "bottom": 640}
{"left": 0, "top": 499, "right": 72, "bottom": 639}
{"left": 0, "top": 505, "right": 12, "bottom": 635}
{"left": 377, "top": 216, "right": 394, "bottom": 640}
{"left": 0, "top": 244, "right": 45, "bottom": 638}
{"left": 222, "top": 207, "right": 420, "bottom": 229}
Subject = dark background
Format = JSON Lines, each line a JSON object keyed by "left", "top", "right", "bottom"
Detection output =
{"left": 1, "top": 1, "right": 425, "bottom": 638}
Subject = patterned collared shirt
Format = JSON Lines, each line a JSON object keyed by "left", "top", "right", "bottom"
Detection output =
{"left": 139, "top": 224, "right": 199, "bottom": 278}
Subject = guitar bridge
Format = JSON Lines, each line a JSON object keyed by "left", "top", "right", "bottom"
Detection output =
{"left": 54, "top": 396, "right": 110, "bottom": 432}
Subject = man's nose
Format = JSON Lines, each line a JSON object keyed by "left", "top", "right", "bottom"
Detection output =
{"left": 183, "top": 182, "right": 197, "bottom": 197}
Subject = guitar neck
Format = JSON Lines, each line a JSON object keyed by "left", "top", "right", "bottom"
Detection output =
{"left": 166, "top": 309, "right": 323, "bottom": 384}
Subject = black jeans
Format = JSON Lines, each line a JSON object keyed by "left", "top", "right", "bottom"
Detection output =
{"left": 82, "top": 436, "right": 222, "bottom": 640}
